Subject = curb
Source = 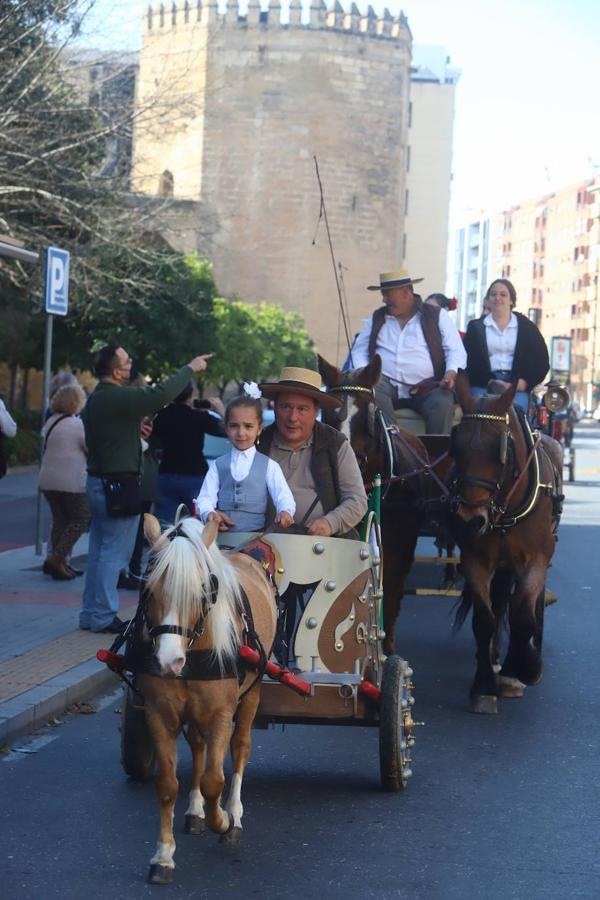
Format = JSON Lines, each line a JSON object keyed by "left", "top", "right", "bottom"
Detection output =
{"left": 0, "top": 658, "right": 120, "bottom": 747}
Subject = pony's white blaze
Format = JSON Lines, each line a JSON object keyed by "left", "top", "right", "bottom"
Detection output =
{"left": 226, "top": 773, "right": 244, "bottom": 828}
{"left": 156, "top": 611, "right": 186, "bottom": 676}
{"left": 340, "top": 396, "right": 359, "bottom": 442}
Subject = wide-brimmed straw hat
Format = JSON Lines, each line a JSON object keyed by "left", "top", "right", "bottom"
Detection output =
{"left": 367, "top": 269, "right": 424, "bottom": 291}
{"left": 259, "top": 367, "right": 342, "bottom": 410}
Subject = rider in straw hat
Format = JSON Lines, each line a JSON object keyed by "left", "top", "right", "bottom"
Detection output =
{"left": 257, "top": 367, "right": 367, "bottom": 537}
{"left": 350, "top": 269, "right": 466, "bottom": 433}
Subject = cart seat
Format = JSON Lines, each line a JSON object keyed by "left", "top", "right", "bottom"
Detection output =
{"left": 393, "top": 406, "right": 462, "bottom": 436}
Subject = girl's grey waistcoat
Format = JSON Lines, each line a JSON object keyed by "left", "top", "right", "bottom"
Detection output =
{"left": 215, "top": 451, "right": 269, "bottom": 532}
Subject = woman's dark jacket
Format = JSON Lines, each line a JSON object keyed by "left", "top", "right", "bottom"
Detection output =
{"left": 463, "top": 311, "right": 549, "bottom": 389}
{"left": 152, "top": 404, "right": 225, "bottom": 476}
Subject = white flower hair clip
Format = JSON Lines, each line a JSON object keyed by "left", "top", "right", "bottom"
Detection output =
{"left": 243, "top": 381, "right": 262, "bottom": 399}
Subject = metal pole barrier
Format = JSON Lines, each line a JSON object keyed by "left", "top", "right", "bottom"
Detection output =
{"left": 35, "top": 313, "right": 53, "bottom": 555}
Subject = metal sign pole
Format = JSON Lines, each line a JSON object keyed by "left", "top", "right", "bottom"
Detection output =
{"left": 35, "top": 313, "right": 54, "bottom": 555}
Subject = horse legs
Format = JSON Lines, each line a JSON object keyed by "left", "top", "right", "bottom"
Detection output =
{"left": 146, "top": 717, "right": 179, "bottom": 884}
{"left": 221, "top": 685, "right": 261, "bottom": 846}
{"left": 381, "top": 512, "right": 418, "bottom": 656}
{"left": 489, "top": 570, "right": 527, "bottom": 698}
{"left": 183, "top": 724, "right": 206, "bottom": 835}
{"left": 461, "top": 558, "right": 499, "bottom": 713}
{"left": 500, "top": 562, "right": 546, "bottom": 687}
{"left": 201, "top": 714, "right": 233, "bottom": 836}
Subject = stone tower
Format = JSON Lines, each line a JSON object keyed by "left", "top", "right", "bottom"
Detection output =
{"left": 132, "top": 1, "right": 413, "bottom": 359}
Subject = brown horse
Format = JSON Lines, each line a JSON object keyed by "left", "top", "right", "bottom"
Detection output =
{"left": 318, "top": 354, "right": 435, "bottom": 655}
{"left": 449, "top": 375, "right": 563, "bottom": 714}
{"left": 138, "top": 515, "right": 276, "bottom": 884}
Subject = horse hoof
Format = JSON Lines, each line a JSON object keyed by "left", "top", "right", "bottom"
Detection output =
{"left": 470, "top": 694, "right": 498, "bottom": 715}
{"left": 148, "top": 864, "right": 174, "bottom": 885}
{"left": 184, "top": 814, "right": 206, "bottom": 834}
{"left": 497, "top": 676, "right": 525, "bottom": 698}
{"left": 219, "top": 825, "right": 242, "bottom": 846}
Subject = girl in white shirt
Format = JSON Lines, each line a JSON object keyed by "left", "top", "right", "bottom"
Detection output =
{"left": 196, "top": 385, "right": 295, "bottom": 532}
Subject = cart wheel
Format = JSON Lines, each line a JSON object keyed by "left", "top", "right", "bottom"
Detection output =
{"left": 121, "top": 686, "right": 155, "bottom": 781}
{"left": 568, "top": 448, "right": 576, "bottom": 482}
{"left": 379, "top": 655, "right": 416, "bottom": 792}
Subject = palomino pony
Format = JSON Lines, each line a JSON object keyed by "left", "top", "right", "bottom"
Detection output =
{"left": 138, "top": 515, "right": 276, "bottom": 884}
{"left": 449, "top": 375, "right": 563, "bottom": 714}
{"left": 318, "top": 354, "right": 437, "bottom": 655}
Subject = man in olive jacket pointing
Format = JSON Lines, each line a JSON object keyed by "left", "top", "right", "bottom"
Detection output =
{"left": 80, "top": 345, "right": 212, "bottom": 633}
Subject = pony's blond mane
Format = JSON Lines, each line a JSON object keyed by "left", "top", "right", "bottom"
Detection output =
{"left": 145, "top": 518, "right": 241, "bottom": 664}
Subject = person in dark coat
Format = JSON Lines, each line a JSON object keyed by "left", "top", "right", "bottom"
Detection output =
{"left": 463, "top": 278, "right": 549, "bottom": 411}
{"left": 151, "top": 380, "right": 225, "bottom": 524}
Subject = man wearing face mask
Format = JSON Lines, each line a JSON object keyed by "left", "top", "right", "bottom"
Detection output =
{"left": 350, "top": 270, "right": 466, "bottom": 434}
{"left": 80, "top": 345, "right": 213, "bottom": 633}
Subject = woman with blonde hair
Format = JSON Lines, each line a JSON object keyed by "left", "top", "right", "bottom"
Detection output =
{"left": 39, "top": 383, "right": 90, "bottom": 580}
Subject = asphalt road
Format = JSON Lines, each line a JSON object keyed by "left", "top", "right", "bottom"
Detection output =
{"left": 2, "top": 427, "right": 600, "bottom": 899}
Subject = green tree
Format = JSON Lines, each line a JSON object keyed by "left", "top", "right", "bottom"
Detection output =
{"left": 0, "top": 0, "right": 206, "bottom": 395}
{"left": 208, "top": 297, "right": 315, "bottom": 396}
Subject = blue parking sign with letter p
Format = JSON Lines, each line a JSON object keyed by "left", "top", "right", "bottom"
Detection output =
{"left": 44, "top": 247, "right": 70, "bottom": 316}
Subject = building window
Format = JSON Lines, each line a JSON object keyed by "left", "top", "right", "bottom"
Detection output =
{"left": 408, "top": 102, "right": 412, "bottom": 128}
{"left": 404, "top": 189, "right": 409, "bottom": 215}
{"left": 406, "top": 146, "right": 411, "bottom": 172}
{"left": 402, "top": 233, "right": 407, "bottom": 259}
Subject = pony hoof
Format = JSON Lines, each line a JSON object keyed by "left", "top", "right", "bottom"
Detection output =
{"left": 497, "top": 676, "right": 525, "bottom": 698}
{"left": 219, "top": 825, "right": 242, "bottom": 846}
{"left": 470, "top": 694, "right": 498, "bottom": 715}
{"left": 184, "top": 814, "right": 206, "bottom": 834}
{"left": 148, "top": 864, "right": 174, "bottom": 885}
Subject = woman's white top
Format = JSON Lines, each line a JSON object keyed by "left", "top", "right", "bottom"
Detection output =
{"left": 196, "top": 446, "right": 296, "bottom": 522}
{"left": 484, "top": 312, "right": 518, "bottom": 371}
{"left": 39, "top": 414, "right": 87, "bottom": 493}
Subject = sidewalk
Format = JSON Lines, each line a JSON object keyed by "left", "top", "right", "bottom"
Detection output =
{"left": 0, "top": 533, "right": 138, "bottom": 746}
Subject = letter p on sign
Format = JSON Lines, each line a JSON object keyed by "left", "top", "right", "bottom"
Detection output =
{"left": 44, "top": 247, "right": 70, "bottom": 316}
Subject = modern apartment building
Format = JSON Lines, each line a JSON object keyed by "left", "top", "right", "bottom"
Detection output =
{"left": 452, "top": 214, "right": 494, "bottom": 332}
{"left": 451, "top": 177, "right": 600, "bottom": 406}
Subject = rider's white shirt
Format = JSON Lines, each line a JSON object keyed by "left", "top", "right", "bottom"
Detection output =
{"left": 195, "top": 445, "right": 295, "bottom": 521}
{"left": 351, "top": 307, "right": 466, "bottom": 398}
{"left": 484, "top": 312, "right": 518, "bottom": 372}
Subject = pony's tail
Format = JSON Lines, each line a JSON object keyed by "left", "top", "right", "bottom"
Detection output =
{"left": 452, "top": 588, "right": 473, "bottom": 633}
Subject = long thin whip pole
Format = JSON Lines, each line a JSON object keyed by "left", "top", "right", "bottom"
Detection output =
{"left": 313, "top": 156, "right": 353, "bottom": 355}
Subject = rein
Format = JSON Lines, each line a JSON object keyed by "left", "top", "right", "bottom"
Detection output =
{"left": 326, "top": 382, "right": 450, "bottom": 498}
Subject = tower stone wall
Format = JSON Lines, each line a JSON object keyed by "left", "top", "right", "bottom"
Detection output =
{"left": 132, "top": 2, "right": 413, "bottom": 359}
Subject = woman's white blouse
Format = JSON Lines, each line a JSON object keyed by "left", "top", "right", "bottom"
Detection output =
{"left": 484, "top": 312, "right": 518, "bottom": 372}
{"left": 196, "top": 446, "right": 296, "bottom": 521}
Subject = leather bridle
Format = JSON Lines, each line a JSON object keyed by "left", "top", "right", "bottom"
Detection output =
{"left": 449, "top": 411, "right": 514, "bottom": 521}
{"left": 142, "top": 523, "right": 220, "bottom": 648}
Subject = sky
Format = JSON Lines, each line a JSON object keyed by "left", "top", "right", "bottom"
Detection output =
{"left": 81, "top": 0, "right": 600, "bottom": 224}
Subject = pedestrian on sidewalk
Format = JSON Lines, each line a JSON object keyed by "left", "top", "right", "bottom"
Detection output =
{"left": 118, "top": 367, "right": 160, "bottom": 591}
{"left": 0, "top": 393, "right": 17, "bottom": 479}
{"left": 80, "top": 345, "right": 213, "bottom": 634}
{"left": 152, "top": 380, "right": 225, "bottom": 525}
{"left": 39, "top": 383, "right": 90, "bottom": 580}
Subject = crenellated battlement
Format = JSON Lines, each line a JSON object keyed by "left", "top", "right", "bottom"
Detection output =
{"left": 144, "top": 1, "right": 411, "bottom": 42}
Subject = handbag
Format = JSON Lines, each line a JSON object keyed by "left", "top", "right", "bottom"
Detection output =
{"left": 101, "top": 474, "right": 142, "bottom": 518}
